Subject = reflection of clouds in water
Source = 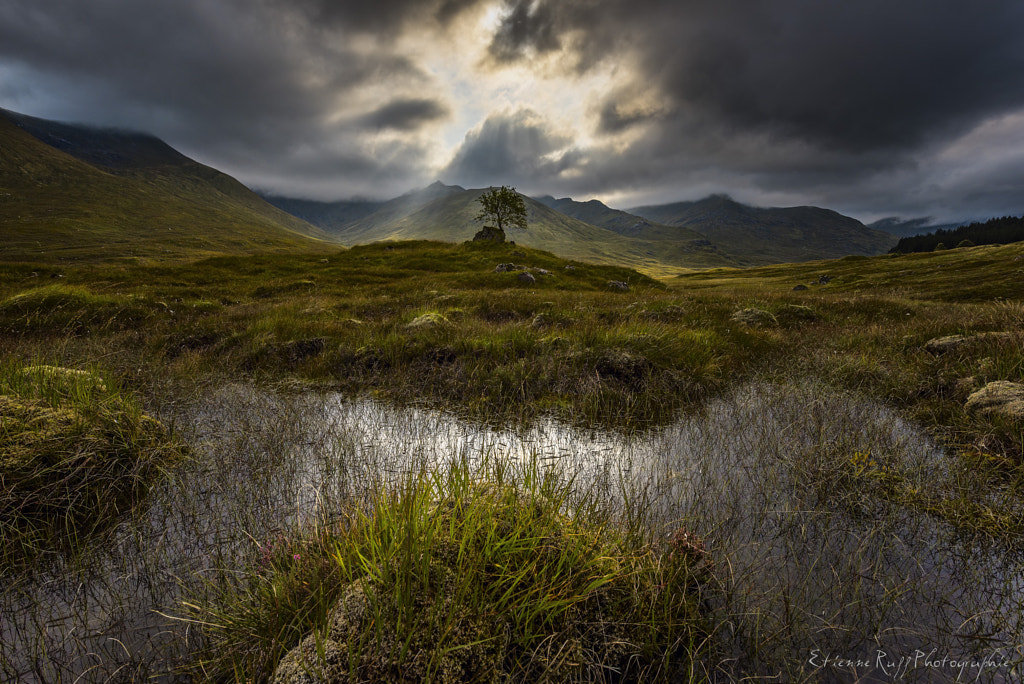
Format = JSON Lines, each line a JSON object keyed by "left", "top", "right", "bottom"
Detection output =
{"left": 307, "top": 383, "right": 1023, "bottom": 682}
{"left": 3, "top": 382, "right": 1021, "bottom": 682}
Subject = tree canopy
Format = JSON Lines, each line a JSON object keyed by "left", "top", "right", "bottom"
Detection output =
{"left": 475, "top": 186, "right": 527, "bottom": 232}
{"left": 889, "top": 215, "right": 1024, "bottom": 253}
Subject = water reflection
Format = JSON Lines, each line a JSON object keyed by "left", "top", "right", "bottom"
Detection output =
{"left": 1, "top": 382, "right": 1021, "bottom": 682}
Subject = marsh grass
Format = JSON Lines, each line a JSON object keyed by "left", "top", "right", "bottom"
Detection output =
{"left": 2, "top": 239, "right": 1024, "bottom": 682}
{"left": 2, "top": 381, "right": 1022, "bottom": 682}
{"left": 184, "top": 457, "right": 711, "bottom": 683}
{"left": 0, "top": 359, "right": 182, "bottom": 566}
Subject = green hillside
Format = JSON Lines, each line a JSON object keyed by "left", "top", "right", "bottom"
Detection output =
{"left": 326, "top": 186, "right": 739, "bottom": 272}
{"left": 630, "top": 194, "right": 897, "bottom": 264}
{"left": 0, "top": 110, "right": 333, "bottom": 263}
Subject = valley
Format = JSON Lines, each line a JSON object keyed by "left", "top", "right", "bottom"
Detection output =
{"left": 1, "top": 108, "right": 1022, "bottom": 683}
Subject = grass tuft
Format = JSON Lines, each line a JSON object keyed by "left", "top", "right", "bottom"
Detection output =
{"left": 183, "top": 458, "right": 712, "bottom": 683}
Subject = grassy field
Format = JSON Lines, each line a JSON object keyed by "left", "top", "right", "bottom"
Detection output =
{"left": 2, "top": 237, "right": 1023, "bottom": 681}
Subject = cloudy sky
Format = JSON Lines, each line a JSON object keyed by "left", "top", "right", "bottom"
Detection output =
{"left": 2, "top": 0, "right": 1024, "bottom": 223}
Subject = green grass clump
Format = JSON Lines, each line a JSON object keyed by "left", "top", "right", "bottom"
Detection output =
{"left": 0, "top": 360, "right": 181, "bottom": 565}
{"left": 184, "top": 460, "right": 712, "bottom": 683}
{"left": 0, "top": 284, "right": 157, "bottom": 334}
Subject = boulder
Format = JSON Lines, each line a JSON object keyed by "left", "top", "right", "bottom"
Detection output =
{"left": 792, "top": 284, "right": 809, "bottom": 291}
{"left": 494, "top": 263, "right": 519, "bottom": 273}
{"left": 471, "top": 226, "right": 506, "bottom": 243}
{"left": 517, "top": 272, "right": 537, "bottom": 284}
{"left": 607, "top": 280, "right": 630, "bottom": 292}
{"left": 965, "top": 381, "right": 1024, "bottom": 422}
{"left": 272, "top": 582, "right": 375, "bottom": 684}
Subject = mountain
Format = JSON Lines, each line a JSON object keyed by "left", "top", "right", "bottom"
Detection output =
{"left": 628, "top": 194, "right": 897, "bottom": 264}
{"left": 0, "top": 108, "right": 332, "bottom": 262}
{"left": 535, "top": 195, "right": 701, "bottom": 241}
{"left": 260, "top": 195, "right": 383, "bottom": 231}
{"left": 301, "top": 185, "right": 741, "bottom": 271}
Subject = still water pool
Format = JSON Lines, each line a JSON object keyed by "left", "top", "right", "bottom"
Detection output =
{"left": 2, "top": 382, "right": 1021, "bottom": 682}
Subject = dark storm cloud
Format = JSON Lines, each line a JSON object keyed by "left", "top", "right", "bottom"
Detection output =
{"left": 490, "top": 0, "right": 1024, "bottom": 152}
{"left": 359, "top": 98, "right": 451, "bottom": 131}
{"left": 443, "top": 109, "right": 579, "bottom": 190}
{"left": 294, "top": 0, "right": 487, "bottom": 31}
{"left": 2, "top": 0, "right": 1024, "bottom": 217}
{"left": 0, "top": 0, "right": 462, "bottom": 198}
{"left": 488, "top": 0, "right": 562, "bottom": 63}
{"left": 477, "top": 0, "right": 1024, "bottom": 217}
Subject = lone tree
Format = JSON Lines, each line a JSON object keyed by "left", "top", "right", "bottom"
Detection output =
{"left": 476, "top": 186, "right": 528, "bottom": 233}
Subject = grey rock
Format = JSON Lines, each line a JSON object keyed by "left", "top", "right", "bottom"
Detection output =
{"left": 472, "top": 226, "right": 506, "bottom": 243}
{"left": 792, "top": 284, "right": 809, "bottom": 291}
{"left": 517, "top": 271, "right": 537, "bottom": 284}
{"left": 965, "top": 381, "right": 1024, "bottom": 422}
{"left": 272, "top": 582, "right": 373, "bottom": 684}
{"left": 607, "top": 280, "right": 630, "bottom": 292}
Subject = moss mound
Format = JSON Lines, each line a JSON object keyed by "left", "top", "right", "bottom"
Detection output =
{"left": 190, "top": 467, "right": 713, "bottom": 683}
{"left": 0, "top": 364, "right": 180, "bottom": 562}
{"left": 271, "top": 480, "right": 710, "bottom": 683}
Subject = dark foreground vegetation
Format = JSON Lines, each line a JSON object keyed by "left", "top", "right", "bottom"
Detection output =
{"left": 2, "top": 237, "right": 1023, "bottom": 682}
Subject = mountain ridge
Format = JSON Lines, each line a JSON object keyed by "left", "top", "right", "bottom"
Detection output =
{"left": 0, "top": 108, "right": 332, "bottom": 262}
{"left": 629, "top": 194, "right": 897, "bottom": 263}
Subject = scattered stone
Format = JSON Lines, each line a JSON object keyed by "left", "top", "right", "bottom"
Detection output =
{"left": 471, "top": 225, "right": 506, "bottom": 243}
{"left": 817, "top": 275, "right": 832, "bottom": 285}
{"left": 607, "top": 280, "right": 630, "bottom": 292}
{"left": 511, "top": 250, "right": 526, "bottom": 257}
{"left": 924, "top": 332, "right": 1014, "bottom": 354}
{"left": 517, "top": 271, "right": 536, "bottom": 284}
{"left": 535, "top": 268, "right": 551, "bottom": 276}
{"left": 965, "top": 381, "right": 1024, "bottom": 422}
{"left": 564, "top": 265, "right": 577, "bottom": 271}
{"left": 792, "top": 284, "right": 808, "bottom": 291}
{"left": 320, "top": 258, "right": 329, "bottom": 263}
{"left": 494, "top": 263, "right": 521, "bottom": 273}
{"left": 405, "top": 312, "right": 448, "bottom": 329}
{"left": 731, "top": 308, "right": 778, "bottom": 327}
